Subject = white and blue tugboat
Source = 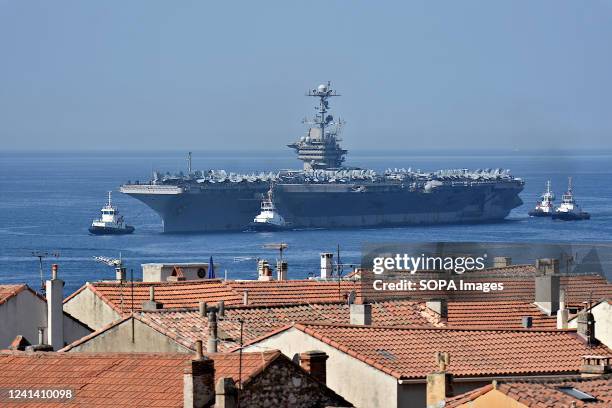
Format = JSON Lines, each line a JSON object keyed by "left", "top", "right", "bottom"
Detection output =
{"left": 247, "top": 187, "right": 290, "bottom": 231}
{"left": 551, "top": 178, "right": 590, "bottom": 221}
{"left": 89, "top": 192, "right": 135, "bottom": 235}
{"left": 528, "top": 180, "right": 555, "bottom": 217}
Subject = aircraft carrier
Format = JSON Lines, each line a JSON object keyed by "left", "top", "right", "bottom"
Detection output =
{"left": 120, "top": 83, "right": 524, "bottom": 233}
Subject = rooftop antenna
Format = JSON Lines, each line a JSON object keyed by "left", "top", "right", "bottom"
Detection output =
{"left": 31, "top": 250, "right": 60, "bottom": 293}
{"left": 263, "top": 243, "right": 288, "bottom": 263}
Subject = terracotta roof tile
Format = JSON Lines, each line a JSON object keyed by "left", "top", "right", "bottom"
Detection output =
{"left": 61, "top": 299, "right": 433, "bottom": 352}
{"left": 0, "top": 284, "right": 29, "bottom": 305}
{"left": 0, "top": 350, "right": 281, "bottom": 408}
{"left": 445, "top": 301, "right": 558, "bottom": 329}
{"left": 265, "top": 323, "right": 612, "bottom": 379}
{"left": 65, "top": 279, "right": 362, "bottom": 314}
{"left": 447, "top": 375, "right": 612, "bottom": 407}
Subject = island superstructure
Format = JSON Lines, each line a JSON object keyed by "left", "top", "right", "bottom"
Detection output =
{"left": 120, "top": 83, "right": 524, "bottom": 233}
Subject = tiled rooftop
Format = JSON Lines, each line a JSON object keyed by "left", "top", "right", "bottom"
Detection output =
{"left": 263, "top": 323, "right": 612, "bottom": 379}
{"left": 0, "top": 284, "right": 29, "bottom": 305}
{"left": 445, "top": 301, "right": 558, "bottom": 329}
{"left": 0, "top": 350, "right": 282, "bottom": 407}
{"left": 61, "top": 299, "right": 434, "bottom": 352}
{"left": 447, "top": 375, "right": 612, "bottom": 407}
{"left": 65, "top": 279, "right": 361, "bottom": 313}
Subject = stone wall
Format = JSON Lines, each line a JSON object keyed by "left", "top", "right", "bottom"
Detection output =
{"left": 239, "top": 356, "right": 351, "bottom": 407}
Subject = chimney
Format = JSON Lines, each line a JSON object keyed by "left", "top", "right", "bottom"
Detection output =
{"left": 534, "top": 258, "right": 560, "bottom": 315}
{"left": 576, "top": 308, "right": 597, "bottom": 346}
{"left": 426, "top": 352, "right": 453, "bottom": 408}
{"left": 557, "top": 308, "right": 569, "bottom": 329}
{"left": 559, "top": 288, "right": 566, "bottom": 311}
{"left": 198, "top": 301, "right": 207, "bottom": 317}
{"left": 580, "top": 355, "right": 611, "bottom": 377}
{"left": 183, "top": 340, "right": 215, "bottom": 408}
{"left": 46, "top": 264, "right": 64, "bottom": 350}
{"left": 320, "top": 253, "right": 333, "bottom": 279}
{"left": 215, "top": 377, "right": 237, "bottom": 408}
{"left": 350, "top": 297, "right": 372, "bottom": 326}
{"left": 257, "top": 260, "right": 273, "bottom": 281}
{"left": 243, "top": 290, "right": 249, "bottom": 306}
{"left": 25, "top": 327, "right": 54, "bottom": 352}
{"left": 217, "top": 301, "right": 225, "bottom": 318}
{"left": 116, "top": 266, "right": 126, "bottom": 282}
{"left": 276, "top": 260, "right": 288, "bottom": 281}
{"left": 207, "top": 311, "right": 218, "bottom": 353}
{"left": 426, "top": 299, "right": 448, "bottom": 319}
{"left": 521, "top": 316, "right": 533, "bottom": 329}
{"left": 300, "top": 351, "right": 329, "bottom": 384}
{"left": 142, "top": 286, "right": 163, "bottom": 311}
{"left": 493, "top": 257, "right": 512, "bottom": 267}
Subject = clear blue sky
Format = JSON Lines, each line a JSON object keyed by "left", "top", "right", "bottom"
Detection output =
{"left": 1, "top": 1, "right": 612, "bottom": 151}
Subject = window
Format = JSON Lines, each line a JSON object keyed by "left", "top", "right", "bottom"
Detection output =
{"left": 557, "top": 386, "right": 597, "bottom": 402}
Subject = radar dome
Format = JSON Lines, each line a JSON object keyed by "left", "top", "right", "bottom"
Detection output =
{"left": 317, "top": 84, "right": 327, "bottom": 93}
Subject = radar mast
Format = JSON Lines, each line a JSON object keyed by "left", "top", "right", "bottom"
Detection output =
{"left": 288, "top": 82, "right": 347, "bottom": 170}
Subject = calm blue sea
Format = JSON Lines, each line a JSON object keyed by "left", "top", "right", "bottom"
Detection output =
{"left": 1, "top": 150, "right": 612, "bottom": 294}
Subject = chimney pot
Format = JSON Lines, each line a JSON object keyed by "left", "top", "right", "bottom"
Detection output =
{"left": 195, "top": 340, "right": 203, "bottom": 360}
{"left": 142, "top": 286, "right": 163, "bottom": 311}
{"left": 199, "top": 301, "right": 207, "bottom": 317}
{"left": 51, "top": 264, "right": 58, "bottom": 279}
{"left": 38, "top": 327, "right": 45, "bottom": 345}
{"left": 581, "top": 355, "right": 611, "bottom": 377}
{"left": 217, "top": 301, "right": 225, "bottom": 318}
{"left": 300, "top": 351, "right": 329, "bottom": 384}
{"left": 207, "top": 311, "right": 218, "bottom": 353}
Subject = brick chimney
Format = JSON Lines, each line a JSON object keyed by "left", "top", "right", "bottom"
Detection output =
{"left": 183, "top": 340, "right": 215, "bottom": 408}
{"left": 493, "top": 257, "right": 512, "bottom": 267}
{"left": 350, "top": 295, "right": 371, "bottom": 326}
{"left": 215, "top": 377, "right": 237, "bottom": 408}
{"left": 300, "top": 350, "right": 329, "bottom": 384}
{"left": 534, "top": 258, "right": 560, "bottom": 315}
{"left": 46, "top": 264, "right": 64, "bottom": 350}
{"left": 142, "top": 286, "right": 163, "bottom": 311}
{"left": 426, "top": 352, "right": 452, "bottom": 408}
{"left": 581, "top": 355, "right": 611, "bottom": 377}
{"left": 320, "top": 253, "right": 333, "bottom": 279}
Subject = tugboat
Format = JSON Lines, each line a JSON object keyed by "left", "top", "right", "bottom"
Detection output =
{"left": 247, "top": 187, "right": 290, "bottom": 231}
{"left": 551, "top": 178, "right": 590, "bottom": 221}
{"left": 89, "top": 192, "right": 135, "bottom": 235}
{"left": 528, "top": 180, "right": 555, "bottom": 217}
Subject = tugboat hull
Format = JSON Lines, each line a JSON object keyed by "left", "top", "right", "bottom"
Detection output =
{"left": 528, "top": 210, "right": 552, "bottom": 217}
{"left": 551, "top": 212, "right": 590, "bottom": 221}
{"left": 246, "top": 222, "right": 291, "bottom": 232}
{"left": 88, "top": 225, "right": 135, "bottom": 235}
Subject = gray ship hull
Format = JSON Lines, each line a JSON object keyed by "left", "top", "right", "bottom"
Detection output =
{"left": 121, "top": 182, "right": 523, "bottom": 233}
